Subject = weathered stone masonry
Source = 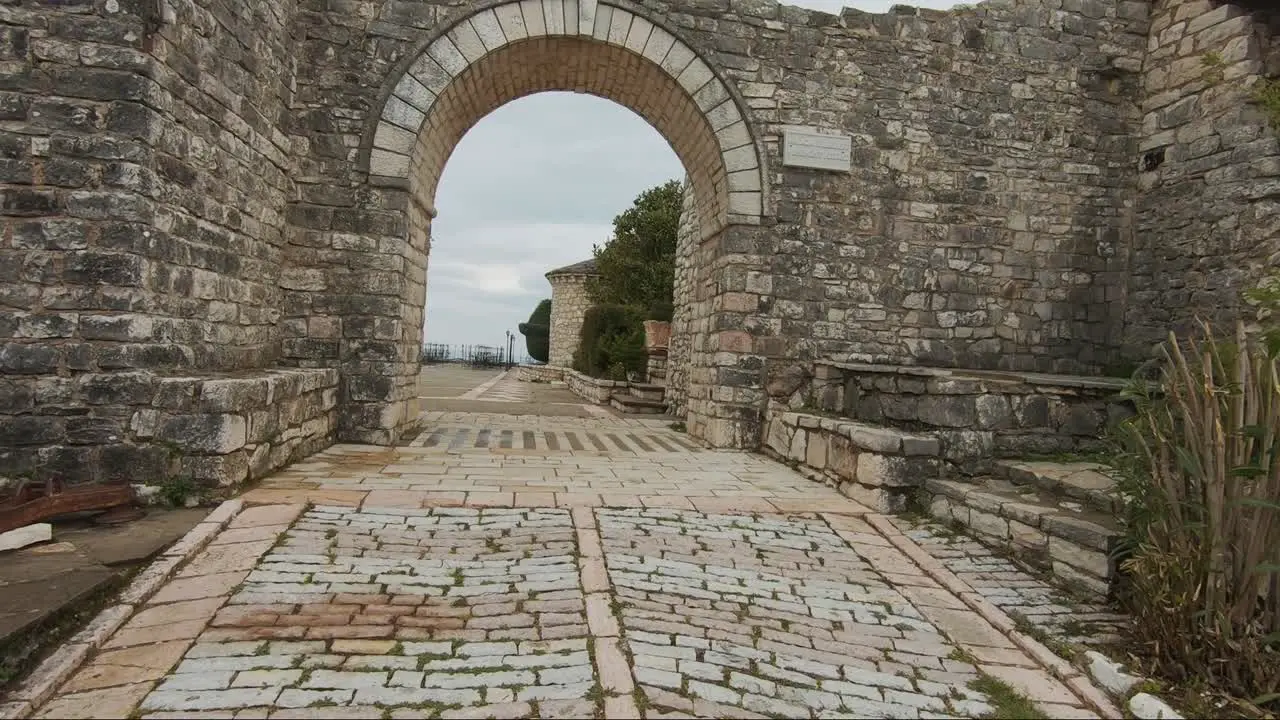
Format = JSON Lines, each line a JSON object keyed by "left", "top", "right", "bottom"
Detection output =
{"left": 545, "top": 258, "right": 598, "bottom": 369}
{"left": 2, "top": 0, "right": 1278, "bottom": 488}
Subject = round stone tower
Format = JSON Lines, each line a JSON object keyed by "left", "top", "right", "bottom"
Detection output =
{"left": 544, "top": 259, "right": 599, "bottom": 369}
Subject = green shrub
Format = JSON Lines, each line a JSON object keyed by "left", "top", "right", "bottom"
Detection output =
{"left": 518, "top": 299, "right": 551, "bottom": 363}
{"left": 1112, "top": 318, "right": 1280, "bottom": 706}
{"left": 573, "top": 304, "right": 645, "bottom": 379}
{"left": 646, "top": 301, "right": 674, "bottom": 322}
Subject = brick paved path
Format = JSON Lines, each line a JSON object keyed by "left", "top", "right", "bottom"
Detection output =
{"left": 15, "top": 380, "right": 1113, "bottom": 719}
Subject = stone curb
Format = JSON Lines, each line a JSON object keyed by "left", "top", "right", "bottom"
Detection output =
{"left": 863, "top": 513, "right": 1124, "bottom": 720}
{"left": 1, "top": 499, "right": 247, "bottom": 720}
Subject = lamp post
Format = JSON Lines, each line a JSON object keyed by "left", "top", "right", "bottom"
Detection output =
{"left": 505, "top": 330, "right": 513, "bottom": 369}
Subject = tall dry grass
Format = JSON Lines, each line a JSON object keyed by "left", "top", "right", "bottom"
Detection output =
{"left": 1114, "top": 320, "right": 1280, "bottom": 706}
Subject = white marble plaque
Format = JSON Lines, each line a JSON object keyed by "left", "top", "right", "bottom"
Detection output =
{"left": 782, "top": 128, "right": 852, "bottom": 172}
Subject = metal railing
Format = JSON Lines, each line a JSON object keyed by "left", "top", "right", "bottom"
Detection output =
{"left": 420, "top": 343, "right": 537, "bottom": 368}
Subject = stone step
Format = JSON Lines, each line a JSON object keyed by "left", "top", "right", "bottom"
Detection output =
{"left": 609, "top": 393, "right": 667, "bottom": 415}
{"left": 923, "top": 476, "right": 1123, "bottom": 599}
{"left": 629, "top": 383, "right": 666, "bottom": 402}
{"left": 994, "top": 459, "right": 1122, "bottom": 514}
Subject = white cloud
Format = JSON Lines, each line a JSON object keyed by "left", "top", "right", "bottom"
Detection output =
{"left": 423, "top": 0, "right": 961, "bottom": 348}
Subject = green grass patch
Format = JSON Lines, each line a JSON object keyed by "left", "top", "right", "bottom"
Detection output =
{"left": 968, "top": 674, "right": 1050, "bottom": 719}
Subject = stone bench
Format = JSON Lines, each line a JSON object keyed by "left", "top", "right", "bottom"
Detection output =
{"left": 771, "top": 361, "right": 1137, "bottom": 473}
{"left": 763, "top": 410, "right": 942, "bottom": 512}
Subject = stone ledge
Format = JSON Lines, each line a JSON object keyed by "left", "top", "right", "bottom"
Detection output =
{"left": 564, "top": 369, "right": 629, "bottom": 405}
{"left": 778, "top": 362, "right": 1138, "bottom": 467}
{"left": 923, "top": 477, "right": 1122, "bottom": 599}
{"left": 515, "top": 365, "right": 565, "bottom": 383}
{"left": 996, "top": 459, "right": 1123, "bottom": 514}
{"left": 2, "top": 368, "right": 339, "bottom": 492}
{"left": 763, "top": 409, "right": 942, "bottom": 513}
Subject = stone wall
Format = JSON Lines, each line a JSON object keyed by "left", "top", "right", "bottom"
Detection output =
{"left": 516, "top": 365, "right": 565, "bottom": 383}
{"left": 1126, "top": 0, "right": 1280, "bottom": 358}
{"left": 666, "top": 179, "right": 699, "bottom": 420}
{"left": 779, "top": 362, "right": 1132, "bottom": 472}
{"left": 2, "top": 366, "right": 336, "bottom": 491}
{"left": 9, "top": 0, "right": 1277, "bottom": 472}
{"left": 1, "top": 0, "right": 301, "bottom": 484}
{"left": 547, "top": 273, "right": 594, "bottom": 369}
{"left": 563, "top": 369, "right": 628, "bottom": 405}
{"left": 737, "top": 0, "right": 1148, "bottom": 377}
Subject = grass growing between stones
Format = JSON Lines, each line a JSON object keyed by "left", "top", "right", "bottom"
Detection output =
{"left": 1008, "top": 610, "right": 1077, "bottom": 661}
{"left": 967, "top": 674, "right": 1048, "bottom": 720}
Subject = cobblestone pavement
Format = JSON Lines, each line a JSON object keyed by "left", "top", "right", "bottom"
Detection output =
{"left": 235, "top": 413, "right": 867, "bottom": 516}
{"left": 889, "top": 519, "right": 1127, "bottom": 648}
{"left": 15, "top": 376, "right": 1115, "bottom": 719}
{"left": 24, "top": 502, "right": 1106, "bottom": 719}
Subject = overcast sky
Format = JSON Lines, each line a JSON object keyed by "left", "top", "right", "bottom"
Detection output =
{"left": 424, "top": 0, "right": 960, "bottom": 350}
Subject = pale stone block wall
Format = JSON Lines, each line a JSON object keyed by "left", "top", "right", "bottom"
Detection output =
{"left": 547, "top": 274, "right": 595, "bottom": 369}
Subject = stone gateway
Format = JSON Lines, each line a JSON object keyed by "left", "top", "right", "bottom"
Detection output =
{"left": 1, "top": 0, "right": 1277, "bottom": 490}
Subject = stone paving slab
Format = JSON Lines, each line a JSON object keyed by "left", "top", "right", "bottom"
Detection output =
{"left": 240, "top": 418, "right": 871, "bottom": 517}
{"left": 25, "top": 501, "right": 1108, "bottom": 719}
{"left": 890, "top": 518, "right": 1127, "bottom": 647}
{"left": 15, "top": 376, "right": 1116, "bottom": 719}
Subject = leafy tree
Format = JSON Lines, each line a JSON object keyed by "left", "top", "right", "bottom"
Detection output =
{"left": 518, "top": 299, "right": 551, "bottom": 363}
{"left": 587, "top": 179, "right": 683, "bottom": 316}
{"left": 573, "top": 304, "right": 646, "bottom": 380}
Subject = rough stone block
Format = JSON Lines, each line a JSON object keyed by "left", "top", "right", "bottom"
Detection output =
{"left": 200, "top": 378, "right": 269, "bottom": 413}
{"left": 856, "top": 453, "right": 936, "bottom": 488}
{"left": 843, "top": 424, "right": 902, "bottom": 453}
{"left": 967, "top": 509, "right": 1010, "bottom": 540}
{"left": 805, "top": 431, "right": 827, "bottom": 470}
{"left": 157, "top": 414, "right": 248, "bottom": 454}
{"left": 180, "top": 451, "right": 251, "bottom": 488}
{"left": 1047, "top": 537, "right": 1110, "bottom": 579}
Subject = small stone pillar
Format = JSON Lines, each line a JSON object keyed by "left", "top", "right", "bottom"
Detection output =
{"left": 643, "top": 320, "right": 671, "bottom": 384}
{"left": 545, "top": 259, "right": 599, "bottom": 368}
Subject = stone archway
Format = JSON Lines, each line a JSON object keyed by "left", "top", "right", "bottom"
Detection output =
{"left": 361, "top": 1, "right": 765, "bottom": 237}
{"left": 337, "top": 0, "right": 770, "bottom": 447}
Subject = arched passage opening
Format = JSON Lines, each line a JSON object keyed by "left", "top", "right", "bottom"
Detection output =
{"left": 335, "top": 0, "right": 769, "bottom": 447}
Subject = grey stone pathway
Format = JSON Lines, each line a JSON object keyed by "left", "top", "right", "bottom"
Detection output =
{"left": 12, "top": 369, "right": 1121, "bottom": 719}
